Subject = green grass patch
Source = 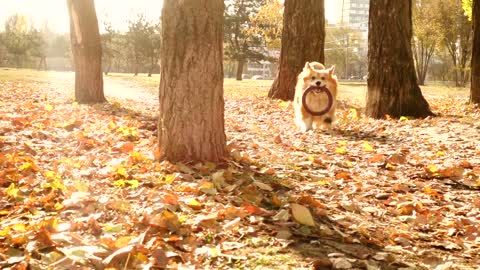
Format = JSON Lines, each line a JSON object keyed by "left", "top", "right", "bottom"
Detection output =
{"left": 106, "top": 73, "right": 273, "bottom": 98}
{"left": 0, "top": 69, "right": 469, "bottom": 102}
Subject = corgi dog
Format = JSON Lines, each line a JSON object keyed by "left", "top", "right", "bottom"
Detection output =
{"left": 293, "top": 61, "right": 338, "bottom": 132}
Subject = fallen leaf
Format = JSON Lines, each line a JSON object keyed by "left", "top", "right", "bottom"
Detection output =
{"left": 291, "top": 203, "right": 315, "bottom": 226}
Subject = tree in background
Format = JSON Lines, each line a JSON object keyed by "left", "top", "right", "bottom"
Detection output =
{"left": 127, "top": 15, "right": 147, "bottom": 76}
{"left": 366, "top": 0, "right": 434, "bottom": 118}
{"left": 29, "top": 26, "right": 49, "bottom": 70}
{"left": 471, "top": 0, "right": 480, "bottom": 104}
{"left": 250, "top": 0, "right": 283, "bottom": 50}
{"left": 412, "top": 0, "right": 440, "bottom": 85}
{"left": 101, "top": 21, "right": 117, "bottom": 75}
{"left": 2, "top": 15, "right": 32, "bottom": 68}
{"left": 159, "top": 0, "right": 226, "bottom": 163}
{"left": 434, "top": 0, "right": 472, "bottom": 87}
{"left": 463, "top": 0, "right": 474, "bottom": 20}
{"left": 145, "top": 22, "right": 161, "bottom": 77}
{"left": 325, "top": 26, "right": 366, "bottom": 80}
{"left": 268, "top": 0, "right": 325, "bottom": 101}
{"left": 67, "top": 0, "right": 105, "bottom": 103}
{"left": 224, "top": 0, "right": 267, "bottom": 80}
{"left": 126, "top": 15, "right": 161, "bottom": 76}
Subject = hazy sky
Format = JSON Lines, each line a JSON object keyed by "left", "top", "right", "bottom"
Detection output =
{"left": 0, "top": 0, "right": 336, "bottom": 33}
{"left": 0, "top": 0, "right": 164, "bottom": 33}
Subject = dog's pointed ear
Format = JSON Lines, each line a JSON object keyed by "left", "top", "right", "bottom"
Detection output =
{"left": 304, "top": 62, "right": 311, "bottom": 71}
{"left": 329, "top": 65, "right": 336, "bottom": 75}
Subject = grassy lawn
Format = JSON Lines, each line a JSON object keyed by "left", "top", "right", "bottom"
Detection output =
{"left": 107, "top": 72, "right": 273, "bottom": 98}
{"left": 105, "top": 72, "right": 471, "bottom": 103}
{"left": 0, "top": 68, "right": 73, "bottom": 83}
{"left": 1, "top": 69, "right": 469, "bottom": 102}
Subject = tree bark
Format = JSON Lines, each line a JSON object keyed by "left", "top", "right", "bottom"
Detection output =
{"left": 268, "top": 0, "right": 325, "bottom": 101}
{"left": 235, "top": 58, "right": 245, "bottom": 81}
{"left": 37, "top": 56, "right": 47, "bottom": 70}
{"left": 366, "top": 0, "right": 434, "bottom": 118}
{"left": 472, "top": 0, "right": 480, "bottom": 104}
{"left": 148, "top": 56, "right": 156, "bottom": 77}
{"left": 158, "top": 0, "right": 227, "bottom": 163}
{"left": 67, "top": 0, "right": 105, "bottom": 103}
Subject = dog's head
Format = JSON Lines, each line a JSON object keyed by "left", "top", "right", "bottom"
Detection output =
{"left": 301, "top": 62, "right": 336, "bottom": 89}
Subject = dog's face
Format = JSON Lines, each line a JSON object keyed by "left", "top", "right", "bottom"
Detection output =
{"left": 301, "top": 62, "right": 336, "bottom": 89}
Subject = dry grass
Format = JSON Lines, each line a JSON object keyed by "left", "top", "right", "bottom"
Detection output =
{"left": 0, "top": 69, "right": 469, "bottom": 103}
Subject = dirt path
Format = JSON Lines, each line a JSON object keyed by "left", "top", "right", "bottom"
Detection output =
{"left": 42, "top": 72, "right": 158, "bottom": 105}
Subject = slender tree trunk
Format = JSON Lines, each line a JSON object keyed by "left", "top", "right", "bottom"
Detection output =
{"left": 414, "top": 43, "right": 435, "bottom": 86}
{"left": 366, "top": 0, "right": 434, "bottom": 119}
{"left": 104, "top": 59, "right": 112, "bottom": 75}
{"left": 235, "top": 58, "right": 245, "bottom": 81}
{"left": 15, "top": 54, "right": 21, "bottom": 68}
{"left": 148, "top": 56, "right": 155, "bottom": 77}
{"left": 67, "top": 0, "right": 105, "bottom": 103}
{"left": 134, "top": 59, "right": 139, "bottom": 76}
{"left": 268, "top": 0, "right": 325, "bottom": 101}
{"left": 472, "top": 0, "right": 480, "bottom": 104}
{"left": 159, "top": 0, "right": 226, "bottom": 163}
{"left": 37, "top": 56, "right": 47, "bottom": 70}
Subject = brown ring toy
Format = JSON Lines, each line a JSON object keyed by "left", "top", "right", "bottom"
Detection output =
{"left": 301, "top": 85, "right": 333, "bottom": 116}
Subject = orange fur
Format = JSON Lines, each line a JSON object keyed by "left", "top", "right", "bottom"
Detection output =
{"left": 293, "top": 61, "right": 338, "bottom": 132}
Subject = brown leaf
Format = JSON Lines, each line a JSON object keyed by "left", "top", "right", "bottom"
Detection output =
{"left": 291, "top": 203, "right": 315, "bottom": 226}
{"left": 150, "top": 210, "right": 181, "bottom": 232}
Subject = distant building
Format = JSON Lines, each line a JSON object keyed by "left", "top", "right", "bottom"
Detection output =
{"left": 336, "top": 0, "right": 369, "bottom": 31}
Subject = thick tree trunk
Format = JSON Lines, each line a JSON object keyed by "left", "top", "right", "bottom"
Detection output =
{"left": 472, "top": 0, "right": 480, "bottom": 104}
{"left": 268, "top": 0, "right": 325, "bottom": 101}
{"left": 235, "top": 58, "right": 245, "bottom": 81}
{"left": 67, "top": 0, "right": 105, "bottom": 104}
{"left": 366, "top": 0, "right": 434, "bottom": 118}
{"left": 159, "top": 0, "right": 227, "bottom": 163}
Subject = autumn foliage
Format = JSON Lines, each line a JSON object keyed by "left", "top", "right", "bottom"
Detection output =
{"left": 1, "top": 79, "right": 480, "bottom": 269}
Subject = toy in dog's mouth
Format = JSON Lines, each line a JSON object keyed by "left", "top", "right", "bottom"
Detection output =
{"left": 301, "top": 85, "right": 333, "bottom": 116}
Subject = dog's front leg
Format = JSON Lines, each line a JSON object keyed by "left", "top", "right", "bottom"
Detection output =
{"left": 296, "top": 116, "right": 313, "bottom": 132}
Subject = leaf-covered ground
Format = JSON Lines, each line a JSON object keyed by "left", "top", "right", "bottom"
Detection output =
{"left": 1, "top": 76, "right": 479, "bottom": 270}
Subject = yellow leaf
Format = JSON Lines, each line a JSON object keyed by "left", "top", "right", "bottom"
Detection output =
{"left": 186, "top": 199, "right": 203, "bottom": 210}
{"left": 54, "top": 202, "right": 64, "bottom": 211}
{"left": 134, "top": 252, "right": 149, "bottom": 263}
{"left": 45, "top": 104, "right": 54, "bottom": 111}
{"left": 115, "top": 167, "right": 128, "bottom": 178}
{"left": 349, "top": 108, "right": 358, "bottom": 119}
{"left": 0, "top": 227, "right": 11, "bottom": 237}
{"left": 200, "top": 182, "right": 217, "bottom": 195}
{"left": 164, "top": 174, "right": 176, "bottom": 184}
{"left": 113, "top": 236, "right": 133, "bottom": 248}
{"left": 426, "top": 164, "right": 439, "bottom": 173}
{"left": 399, "top": 116, "right": 408, "bottom": 121}
{"left": 335, "top": 147, "right": 347, "bottom": 155}
{"left": 385, "top": 162, "right": 397, "bottom": 170}
{"left": 107, "top": 121, "right": 117, "bottom": 130}
{"left": 12, "top": 223, "right": 27, "bottom": 232}
{"left": 436, "top": 151, "right": 445, "bottom": 156}
{"left": 363, "top": 141, "right": 374, "bottom": 152}
{"left": 6, "top": 183, "right": 19, "bottom": 199}
{"left": 279, "top": 101, "right": 289, "bottom": 107}
{"left": 291, "top": 203, "right": 315, "bottom": 226}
